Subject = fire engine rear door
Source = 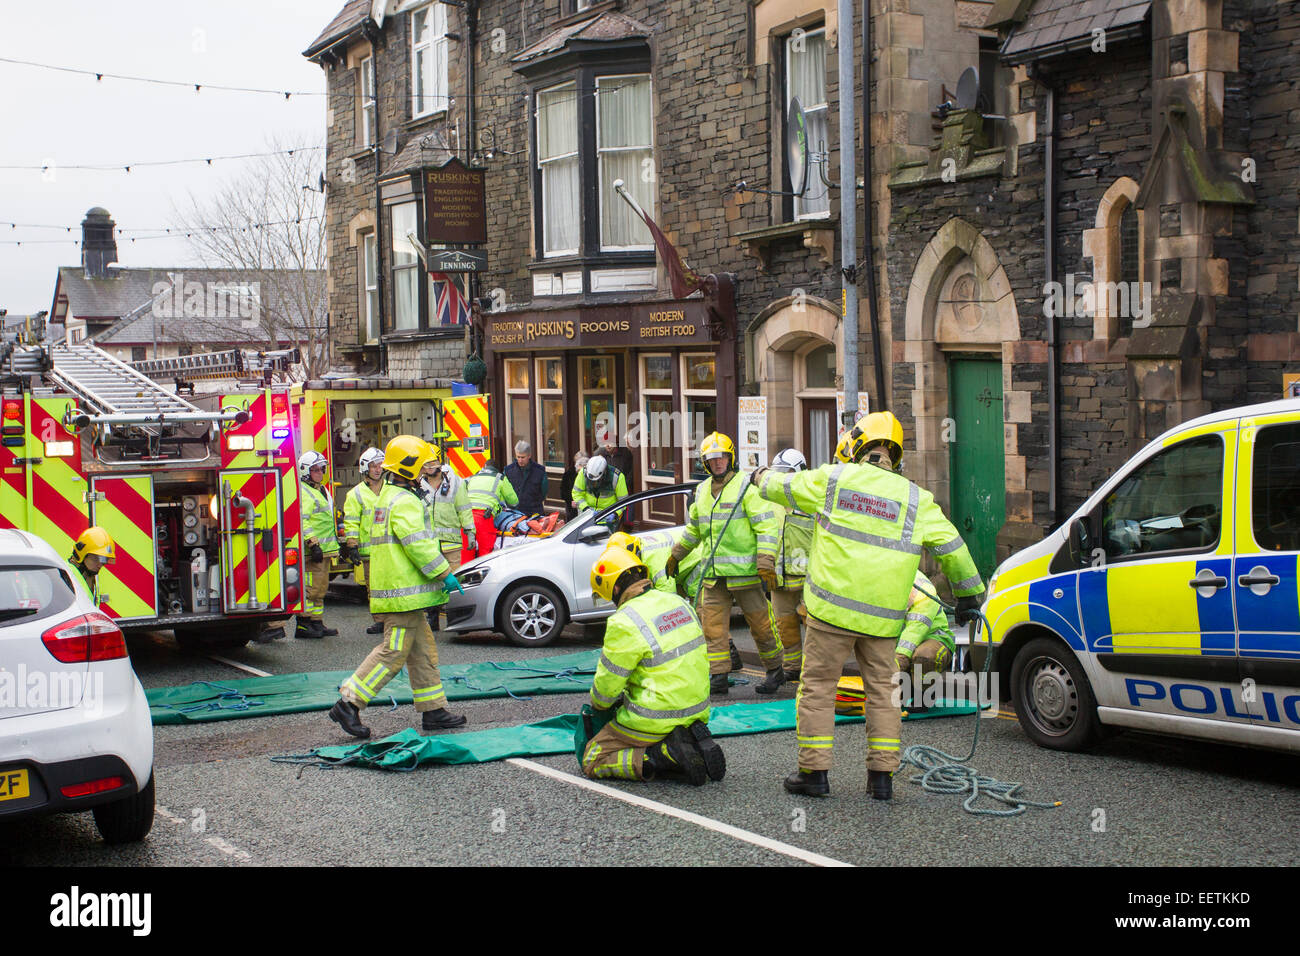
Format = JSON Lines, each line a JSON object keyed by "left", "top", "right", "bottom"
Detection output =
{"left": 87, "top": 476, "right": 158, "bottom": 621}
{"left": 219, "top": 468, "right": 285, "bottom": 613}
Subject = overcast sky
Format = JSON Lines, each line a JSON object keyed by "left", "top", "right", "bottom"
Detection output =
{"left": 0, "top": 0, "right": 342, "bottom": 314}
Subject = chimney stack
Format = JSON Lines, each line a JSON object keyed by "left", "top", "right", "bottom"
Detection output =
{"left": 81, "top": 207, "right": 118, "bottom": 279}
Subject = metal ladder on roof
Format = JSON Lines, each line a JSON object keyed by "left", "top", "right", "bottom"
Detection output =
{"left": 49, "top": 342, "right": 203, "bottom": 420}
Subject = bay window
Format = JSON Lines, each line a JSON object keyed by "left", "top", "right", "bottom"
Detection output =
{"left": 596, "top": 74, "right": 653, "bottom": 250}
{"left": 537, "top": 83, "right": 580, "bottom": 257}
{"left": 391, "top": 203, "right": 419, "bottom": 331}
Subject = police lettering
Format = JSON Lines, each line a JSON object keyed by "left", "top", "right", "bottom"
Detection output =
{"left": 1125, "top": 678, "right": 1300, "bottom": 726}
{"left": 835, "top": 489, "right": 901, "bottom": 521}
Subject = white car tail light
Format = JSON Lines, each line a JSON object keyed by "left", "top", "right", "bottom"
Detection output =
{"left": 41, "top": 612, "right": 127, "bottom": 663}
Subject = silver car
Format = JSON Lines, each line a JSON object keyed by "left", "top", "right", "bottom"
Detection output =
{"left": 443, "top": 483, "right": 697, "bottom": 646}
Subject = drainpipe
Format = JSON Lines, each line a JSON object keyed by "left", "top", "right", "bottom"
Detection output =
{"left": 1041, "top": 72, "right": 1061, "bottom": 527}
{"left": 367, "top": 20, "right": 387, "bottom": 369}
{"left": 861, "top": 0, "right": 887, "bottom": 410}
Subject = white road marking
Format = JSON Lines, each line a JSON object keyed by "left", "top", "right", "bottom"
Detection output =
{"left": 506, "top": 757, "right": 854, "bottom": 867}
{"left": 205, "top": 835, "right": 252, "bottom": 862}
{"left": 155, "top": 805, "right": 186, "bottom": 826}
{"left": 206, "top": 654, "right": 272, "bottom": 678}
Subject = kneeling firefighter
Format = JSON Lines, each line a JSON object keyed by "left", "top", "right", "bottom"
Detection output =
{"left": 329, "top": 435, "right": 468, "bottom": 739}
{"left": 579, "top": 545, "right": 725, "bottom": 785}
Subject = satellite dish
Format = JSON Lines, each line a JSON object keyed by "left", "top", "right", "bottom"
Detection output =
{"left": 956, "top": 67, "right": 980, "bottom": 111}
{"left": 382, "top": 128, "right": 400, "bottom": 155}
{"left": 786, "top": 96, "right": 809, "bottom": 197}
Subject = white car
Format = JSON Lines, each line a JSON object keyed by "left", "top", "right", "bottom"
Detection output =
{"left": 0, "top": 530, "right": 155, "bottom": 843}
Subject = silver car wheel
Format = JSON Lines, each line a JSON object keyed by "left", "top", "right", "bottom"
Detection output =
{"left": 510, "top": 591, "right": 557, "bottom": 640}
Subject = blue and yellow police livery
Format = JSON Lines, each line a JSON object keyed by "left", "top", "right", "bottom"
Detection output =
{"left": 978, "top": 399, "right": 1300, "bottom": 754}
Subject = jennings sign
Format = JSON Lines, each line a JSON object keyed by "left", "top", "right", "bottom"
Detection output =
{"left": 424, "top": 159, "right": 487, "bottom": 244}
{"left": 486, "top": 302, "right": 711, "bottom": 350}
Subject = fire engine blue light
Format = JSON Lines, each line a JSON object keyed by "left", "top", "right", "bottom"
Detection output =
{"left": 272, "top": 428, "right": 289, "bottom": 439}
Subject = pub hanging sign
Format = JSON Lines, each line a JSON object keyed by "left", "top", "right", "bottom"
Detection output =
{"left": 423, "top": 158, "right": 487, "bottom": 244}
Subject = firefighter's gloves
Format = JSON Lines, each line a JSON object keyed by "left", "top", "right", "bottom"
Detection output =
{"left": 307, "top": 541, "right": 324, "bottom": 563}
{"left": 757, "top": 554, "right": 777, "bottom": 591}
{"left": 954, "top": 592, "right": 985, "bottom": 626}
{"left": 340, "top": 543, "right": 361, "bottom": 566}
{"left": 443, "top": 573, "right": 465, "bottom": 595}
{"left": 665, "top": 555, "right": 680, "bottom": 579}
{"left": 466, "top": 533, "right": 477, "bottom": 552}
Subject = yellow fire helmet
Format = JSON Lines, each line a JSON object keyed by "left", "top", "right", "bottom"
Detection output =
{"left": 427, "top": 443, "right": 444, "bottom": 465}
{"left": 607, "top": 531, "right": 643, "bottom": 561}
{"left": 855, "top": 411, "right": 905, "bottom": 468}
{"left": 72, "top": 526, "right": 116, "bottom": 563}
{"left": 699, "top": 431, "right": 736, "bottom": 471}
{"left": 383, "top": 435, "right": 436, "bottom": 481}
{"left": 834, "top": 428, "right": 869, "bottom": 465}
{"left": 590, "top": 544, "right": 647, "bottom": 604}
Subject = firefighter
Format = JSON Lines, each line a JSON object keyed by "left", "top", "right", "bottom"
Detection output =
{"left": 343, "top": 446, "right": 385, "bottom": 636}
{"left": 297, "top": 450, "right": 339, "bottom": 640}
{"left": 69, "top": 526, "right": 115, "bottom": 596}
{"left": 610, "top": 530, "right": 744, "bottom": 673}
{"left": 570, "top": 454, "right": 629, "bottom": 529}
{"left": 665, "top": 432, "right": 784, "bottom": 696}
{"left": 329, "top": 435, "right": 467, "bottom": 739}
{"left": 753, "top": 411, "right": 984, "bottom": 800}
{"left": 896, "top": 570, "right": 957, "bottom": 713}
{"left": 422, "top": 450, "right": 475, "bottom": 632}
{"left": 755, "top": 448, "right": 815, "bottom": 695}
{"left": 465, "top": 461, "right": 517, "bottom": 557}
{"left": 581, "top": 544, "right": 724, "bottom": 784}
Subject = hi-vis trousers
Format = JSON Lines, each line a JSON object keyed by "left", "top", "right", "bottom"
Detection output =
{"left": 581, "top": 720, "right": 668, "bottom": 781}
{"left": 770, "top": 586, "right": 805, "bottom": 675}
{"left": 698, "top": 579, "right": 782, "bottom": 674}
{"left": 797, "top": 615, "right": 901, "bottom": 773}
{"left": 340, "top": 609, "right": 448, "bottom": 713}
{"left": 305, "top": 551, "right": 332, "bottom": 622}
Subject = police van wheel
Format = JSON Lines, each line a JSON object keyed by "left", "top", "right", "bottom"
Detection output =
{"left": 1010, "top": 637, "right": 1103, "bottom": 752}
{"left": 499, "top": 582, "right": 567, "bottom": 647}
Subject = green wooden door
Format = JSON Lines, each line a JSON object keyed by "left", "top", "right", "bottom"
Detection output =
{"left": 949, "top": 358, "right": 1005, "bottom": 582}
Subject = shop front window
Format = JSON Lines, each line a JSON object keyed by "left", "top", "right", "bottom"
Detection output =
{"left": 688, "top": 398, "right": 717, "bottom": 479}
{"left": 541, "top": 399, "right": 566, "bottom": 470}
{"left": 643, "top": 354, "right": 672, "bottom": 390}
{"left": 391, "top": 202, "right": 419, "bottom": 331}
{"left": 683, "top": 353, "right": 716, "bottom": 390}
{"left": 645, "top": 398, "right": 677, "bottom": 478}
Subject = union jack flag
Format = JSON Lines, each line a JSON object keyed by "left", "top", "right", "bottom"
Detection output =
{"left": 430, "top": 273, "right": 470, "bottom": 325}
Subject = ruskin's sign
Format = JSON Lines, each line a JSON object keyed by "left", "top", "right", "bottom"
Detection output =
{"left": 485, "top": 301, "right": 711, "bottom": 350}
{"left": 424, "top": 158, "right": 487, "bottom": 244}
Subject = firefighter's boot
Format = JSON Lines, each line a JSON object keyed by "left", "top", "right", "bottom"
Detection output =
{"left": 317, "top": 621, "right": 339, "bottom": 637}
{"left": 783, "top": 768, "right": 830, "bottom": 797}
{"left": 366, "top": 621, "right": 383, "bottom": 635}
{"left": 295, "top": 618, "right": 325, "bottom": 640}
{"left": 729, "top": 640, "right": 743, "bottom": 672}
{"left": 329, "top": 699, "right": 370, "bottom": 739}
{"left": 709, "top": 673, "right": 730, "bottom": 697}
{"left": 753, "top": 666, "right": 788, "bottom": 696}
{"left": 868, "top": 770, "right": 894, "bottom": 801}
{"left": 688, "top": 721, "right": 726, "bottom": 782}
{"left": 421, "top": 708, "right": 468, "bottom": 732}
{"left": 643, "top": 727, "right": 707, "bottom": 785}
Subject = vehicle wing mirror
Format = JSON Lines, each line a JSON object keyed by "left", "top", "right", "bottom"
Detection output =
{"left": 1068, "top": 518, "right": 1093, "bottom": 569}
{"left": 580, "top": 525, "right": 610, "bottom": 544}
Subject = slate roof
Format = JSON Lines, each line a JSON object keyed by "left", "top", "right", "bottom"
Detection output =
{"left": 512, "top": 11, "right": 654, "bottom": 65}
{"left": 54, "top": 267, "right": 323, "bottom": 345}
{"left": 385, "top": 132, "right": 455, "bottom": 178}
{"left": 1001, "top": 0, "right": 1150, "bottom": 63}
{"left": 304, "top": 0, "right": 372, "bottom": 59}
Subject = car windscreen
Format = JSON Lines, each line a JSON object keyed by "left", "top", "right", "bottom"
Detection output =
{"left": 0, "top": 566, "right": 78, "bottom": 628}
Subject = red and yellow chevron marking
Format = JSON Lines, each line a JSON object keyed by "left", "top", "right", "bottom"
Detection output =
{"left": 222, "top": 390, "right": 301, "bottom": 613}
{"left": 26, "top": 397, "right": 87, "bottom": 561}
{"left": 311, "top": 398, "right": 329, "bottom": 459}
{"left": 223, "top": 469, "right": 284, "bottom": 611}
{"left": 443, "top": 395, "right": 490, "bottom": 479}
{"left": 90, "top": 476, "right": 157, "bottom": 621}
{"left": 0, "top": 407, "right": 24, "bottom": 531}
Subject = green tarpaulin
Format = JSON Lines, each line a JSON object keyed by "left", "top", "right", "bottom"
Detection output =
{"left": 274, "top": 699, "right": 984, "bottom": 771}
{"left": 148, "top": 650, "right": 601, "bottom": 725}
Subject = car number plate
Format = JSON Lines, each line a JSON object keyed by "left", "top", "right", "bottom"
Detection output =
{"left": 0, "top": 768, "right": 30, "bottom": 801}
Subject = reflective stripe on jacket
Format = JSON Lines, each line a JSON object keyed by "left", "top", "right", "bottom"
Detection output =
{"left": 343, "top": 481, "right": 382, "bottom": 556}
{"left": 757, "top": 462, "right": 981, "bottom": 637}
{"left": 368, "top": 482, "right": 450, "bottom": 613}
{"left": 679, "top": 472, "right": 778, "bottom": 587}
{"left": 639, "top": 529, "right": 680, "bottom": 594}
{"left": 571, "top": 468, "right": 628, "bottom": 512}
{"left": 301, "top": 481, "right": 339, "bottom": 554}
{"left": 466, "top": 472, "right": 518, "bottom": 512}
{"left": 590, "top": 587, "right": 710, "bottom": 737}
{"left": 775, "top": 504, "right": 815, "bottom": 589}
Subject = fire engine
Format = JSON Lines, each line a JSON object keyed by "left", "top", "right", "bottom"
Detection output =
{"left": 0, "top": 333, "right": 492, "bottom": 642}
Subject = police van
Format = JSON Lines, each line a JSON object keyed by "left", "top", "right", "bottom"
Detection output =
{"left": 979, "top": 399, "right": 1300, "bottom": 754}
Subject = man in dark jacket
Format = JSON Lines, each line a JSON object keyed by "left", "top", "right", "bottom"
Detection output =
{"left": 504, "top": 440, "right": 548, "bottom": 515}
